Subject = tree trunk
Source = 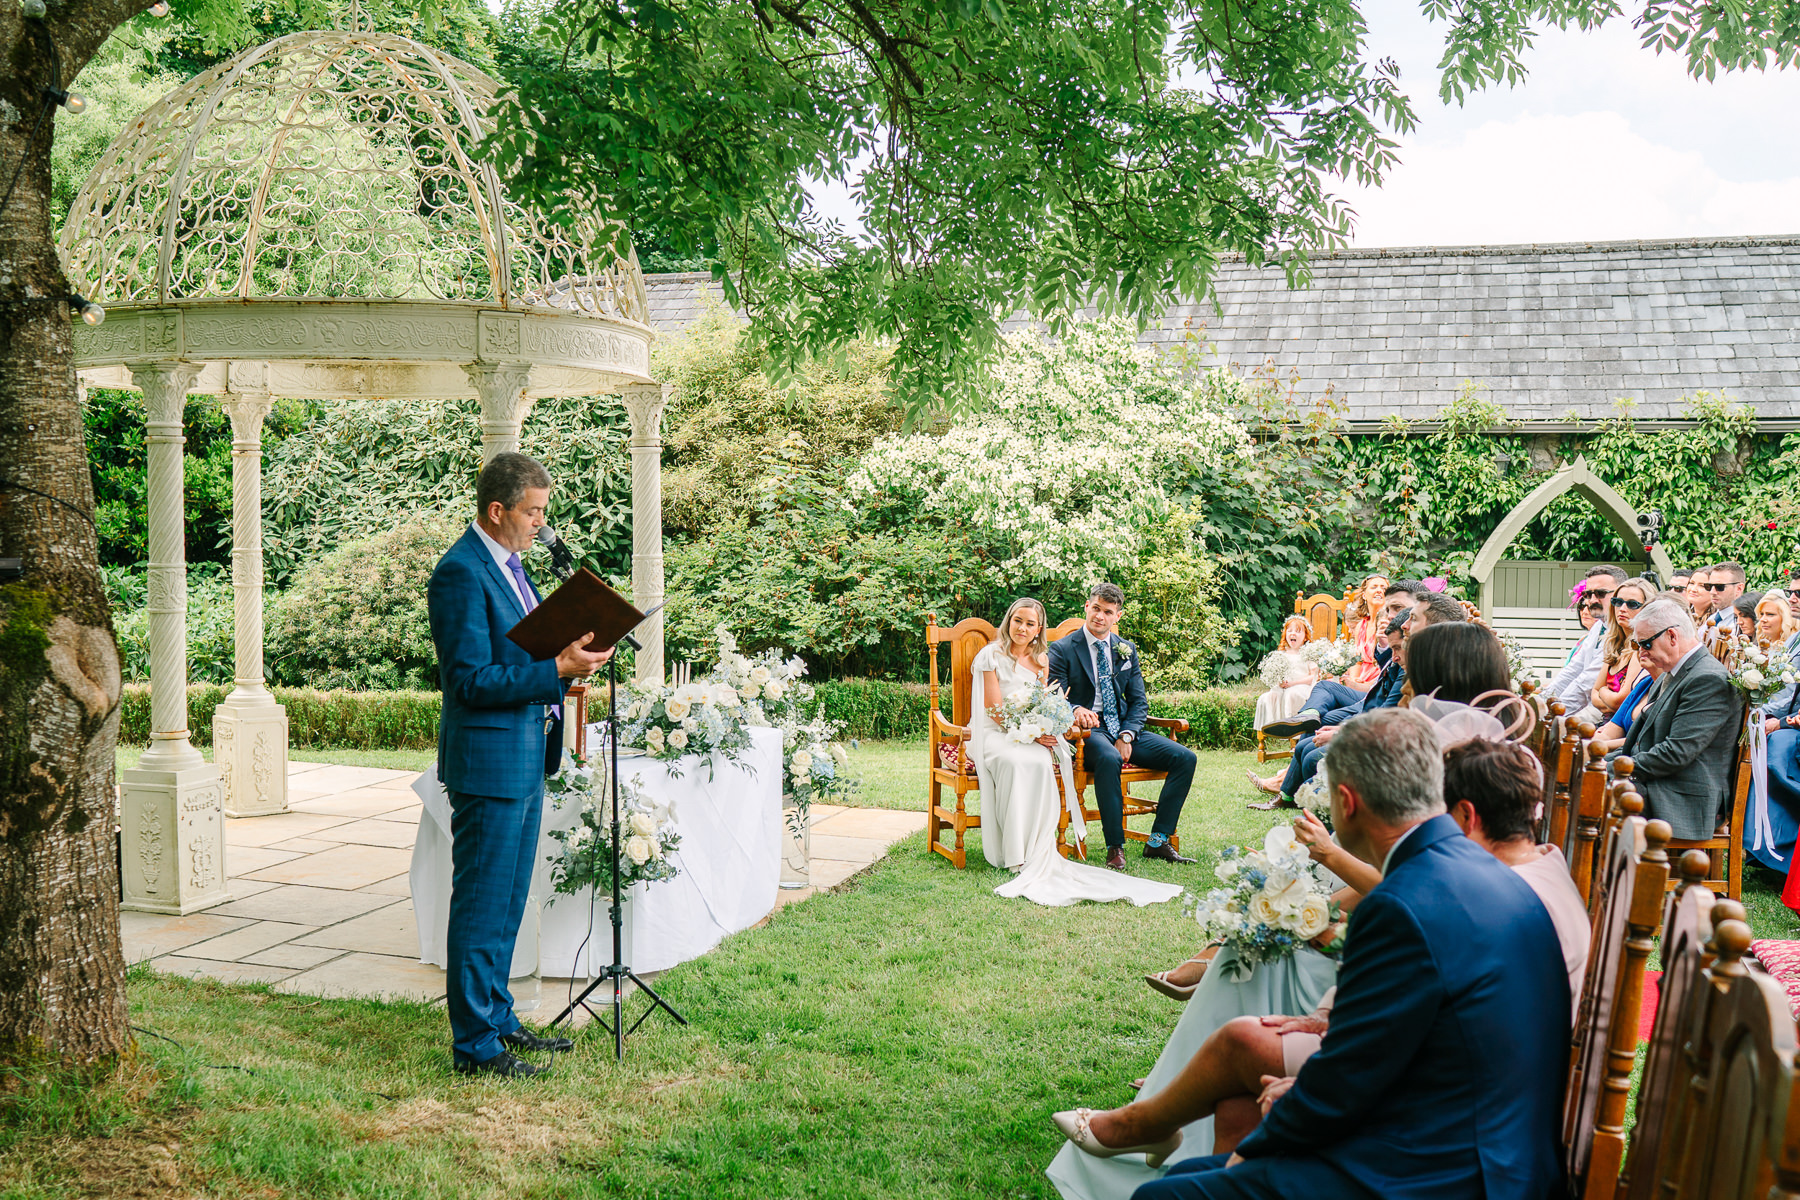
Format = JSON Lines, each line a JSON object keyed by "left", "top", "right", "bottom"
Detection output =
{"left": 0, "top": 2, "right": 143, "bottom": 1064}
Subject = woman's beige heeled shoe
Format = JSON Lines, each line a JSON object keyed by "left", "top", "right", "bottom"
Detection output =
{"left": 1144, "top": 945, "right": 1220, "bottom": 1001}
{"left": 1052, "top": 1108, "right": 1182, "bottom": 1168}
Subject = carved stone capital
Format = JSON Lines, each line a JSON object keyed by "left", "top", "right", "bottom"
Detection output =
{"left": 128, "top": 361, "right": 203, "bottom": 428}
{"left": 620, "top": 382, "right": 668, "bottom": 444}
{"left": 465, "top": 362, "right": 536, "bottom": 460}
{"left": 218, "top": 391, "right": 276, "bottom": 444}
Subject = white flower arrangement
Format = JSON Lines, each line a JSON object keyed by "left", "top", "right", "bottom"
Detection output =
{"left": 989, "top": 681, "right": 1077, "bottom": 745}
{"left": 1302, "top": 637, "right": 1359, "bottom": 679}
{"left": 544, "top": 762, "right": 681, "bottom": 899}
{"left": 616, "top": 675, "right": 753, "bottom": 776}
{"left": 1293, "top": 774, "right": 1333, "bottom": 827}
{"left": 1724, "top": 633, "right": 1797, "bottom": 707}
{"left": 781, "top": 715, "right": 858, "bottom": 833}
{"left": 1257, "top": 650, "right": 1292, "bottom": 690}
{"left": 1188, "top": 825, "right": 1342, "bottom": 968}
{"left": 710, "top": 624, "right": 814, "bottom": 728}
{"left": 1496, "top": 631, "right": 1533, "bottom": 690}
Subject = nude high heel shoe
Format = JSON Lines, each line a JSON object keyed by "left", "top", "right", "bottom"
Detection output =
{"left": 1052, "top": 1108, "right": 1182, "bottom": 1168}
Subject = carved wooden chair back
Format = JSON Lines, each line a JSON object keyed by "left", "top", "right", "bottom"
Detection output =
{"left": 1620, "top": 852, "right": 1716, "bottom": 1200}
{"left": 1549, "top": 716, "right": 1582, "bottom": 852}
{"left": 1670, "top": 918, "right": 1797, "bottom": 1200}
{"left": 1532, "top": 701, "right": 1566, "bottom": 843}
{"left": 1569, "top": 730, "right": 1610, "bottom": 905}
{"left": 1665, "top": 711, "right": 1752, "bottom": 901}
{"left": 1293, "top": 587, "right": 1357, "bottom": 644}
{"left": 923, "top": 615, "right": 1001, "bottom": 868}
{"left": 1563, "top": 816, "right": 1670, "bottom": 1196}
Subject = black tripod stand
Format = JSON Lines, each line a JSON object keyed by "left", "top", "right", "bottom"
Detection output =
{"left": 548, "top": 631, "right": 687, "bottom": 1058}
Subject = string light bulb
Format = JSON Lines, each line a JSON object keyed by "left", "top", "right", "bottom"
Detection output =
{"left": 19, "top": 0, "right": 44, "bottom": 17}
{"left": 61, "top": 92, "right": 87, "bottom": 114}
{"left": 149, "top": 0, "right": 169, "bottom": 14}
{"left": 69, "top": 295, "right": 104, "bottom": 326}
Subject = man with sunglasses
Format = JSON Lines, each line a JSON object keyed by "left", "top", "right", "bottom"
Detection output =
{"left": 1547, "top": 565, "right": 1626, "bottom": 710}
{"left": 1700, "top": 562, "right": 1747, "bottom": 643}
{"left": 1614, "top": 599, "right": 1741, "bottom": 842}
{"left": 1786, "top": 573, "right": 1800, "bottom": 623}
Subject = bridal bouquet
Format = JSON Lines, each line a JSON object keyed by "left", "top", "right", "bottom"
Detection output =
{"left": 544, "top": 760, "right": 681, "bottom": 898}
{"left": 1293, "top": 774, "right": 1333, "bottom": 827}
{"left": 616, "top": 676, "right": 752, "bottom": 774}
{"left": 1257, "top": 651, "right": 1293, "bottom": 690}
{"left": 1723, "top": 634, "right": 1797, "bottom": 707}
{"left": 990, "top": 681, "right": 1076, "bottom": 744}
{"left": 1303, "top": 637, "right": 1359, "bottom": 679}
{"left": 1189, "top": 825, "right": 1341, "bottom": 970}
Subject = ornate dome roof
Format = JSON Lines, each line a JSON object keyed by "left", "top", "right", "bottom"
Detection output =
{"left": 58, "top": 25, "right": 647, "bottom": 324}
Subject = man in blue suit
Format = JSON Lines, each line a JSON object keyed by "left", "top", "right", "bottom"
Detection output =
{"left": 429, "top": 452, "right": 612, "bottom": 1077}
{"left": 1048, "top": 583, "right": 1197, "bottom": 872}
{"left": 1066, "top": 708, "right": 1569, "bottom": 1199}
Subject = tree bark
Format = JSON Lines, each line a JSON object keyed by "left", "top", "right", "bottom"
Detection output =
{"left": 0, "top": 0, "right": 147, "bottom": 1064}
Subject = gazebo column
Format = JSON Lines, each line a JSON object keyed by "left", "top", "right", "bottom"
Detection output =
{"left": 213, "top": 389, "right": 289, "bottom": 818}
{"left": 120, "top": 362, "right": 228, "bottom": 914}
{"left": 621, "top": 383, "right": 668, "bottom": 684}
{"left": 465, "top": 363, "right": 535, "bottom": 462}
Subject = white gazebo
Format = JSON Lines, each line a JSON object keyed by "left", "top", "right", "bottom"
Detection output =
{"left": 59, "top": 20, "right": 668, "bottom": 914}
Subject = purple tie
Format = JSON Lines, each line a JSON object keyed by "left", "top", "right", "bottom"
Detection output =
{"left": 504, "top": 553, "right": 537, "bottom": 614}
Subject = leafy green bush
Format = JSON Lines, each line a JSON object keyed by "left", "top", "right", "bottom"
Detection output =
{"left": 265, "top": 515, "right": 459, "bottom": 690}
{"left": 815, "top": 679, "right": 934, "bottom": 740}
{"left": 120, "top": 685, "right": 440, "bottom": 749}
{"left": 108, "top": 563, "right": 238, "bottom": 685}
{"left": 1123, "top": 507, "right": 1241, "bottom": 689}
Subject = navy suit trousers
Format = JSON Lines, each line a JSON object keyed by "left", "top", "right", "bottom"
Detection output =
{"left": 1297, "top": 679, "right": 1363, "bottom": 724}
{"left": 1082, "top": 731, "right": 1195, "bottom": 848}
{"left": 447, "top": 786, "right": 544, "bottom": 1064}
{"left": 1279, "top": 736, "right": 1328, "bottom": 798}
{"left": 1133, "top": 1153, "right": 1378, "bottom": 1200}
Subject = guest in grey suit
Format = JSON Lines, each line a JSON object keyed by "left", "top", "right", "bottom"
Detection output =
{"left": 1617, "top": 599, "right": 1742, "bottom": 841}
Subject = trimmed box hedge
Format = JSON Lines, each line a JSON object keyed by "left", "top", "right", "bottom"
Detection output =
{"left": 119, "top": 679, "right": 1259, "bottom": 751}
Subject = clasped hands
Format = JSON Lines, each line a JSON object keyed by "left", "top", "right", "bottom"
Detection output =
{"left": 555, "top": 632, "right": 615, "bottom": 679}
{"left": 1071, "top": 706, "right": 1133, "bottom": 763}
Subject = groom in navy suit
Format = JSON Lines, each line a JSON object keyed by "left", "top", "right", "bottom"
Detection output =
{"left": 428, "top": 452, "right": 612, "bottom": 1078}
{"left": 1131, "top": 708, "right": 1568, "bottom": 1199}
{"left": 1048, "top": 582, "right": 1196, "bottom": 872}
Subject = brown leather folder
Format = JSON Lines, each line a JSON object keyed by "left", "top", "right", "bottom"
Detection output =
{"left": 506, "top": 568, "right": 646, "bottom": 661}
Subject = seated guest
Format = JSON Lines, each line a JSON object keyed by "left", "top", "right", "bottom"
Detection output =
{"left": 1589, "top": 668, "right": 1658, "bottom": 756}
{"left": 1572, "top": 577, "right": 1652, "bottom": 725}
{"left": 1747, "top": 595, "right": 1800, "bottom": 873}
{"left": 1733, "top": 591, "right": 1765, "bottom": 641}
{"left": 1341, "top": 575, "right": 1391, "bottom": 690}
{"left": 1253, "top": 617, "right": 1319, "bottom": 734}
{"left": 1053, "top": 709, "right": 1570, "bottom": 1200}
{"left": 1701, "top": 561, "right": 1747, "bottom": 642}
{"left": 1575, "top": 592, "right": 1605, "bottom": 636}
{"left": 1547, "top": 565, "right": 1626, "bottom": 709}
{"left": 1614, "top": 599, "right": 1741, "bottom": 841}
{"left": 1756, "top": 593, "right": 1800, "bottom": 714}
{"left": 1787, "top": 573, "right": 1800, "bottom": 624}
{"left": 1398, "top": 619, "right": 1510, "bottom": 709}
{"left": 1669, "top": 569, "right": 1692, "bottom": 592}
{"left": 1684, "top": 567, "right": 1713, "bottom": 622}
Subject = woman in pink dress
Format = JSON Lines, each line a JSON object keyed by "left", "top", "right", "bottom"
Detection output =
{"left": 1342, "top": 574, "right": 1388, "bottom": 688}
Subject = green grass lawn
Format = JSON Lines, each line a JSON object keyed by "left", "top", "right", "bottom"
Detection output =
{"left": 30, "top": 739, "right": 1794, "bottom": 1199}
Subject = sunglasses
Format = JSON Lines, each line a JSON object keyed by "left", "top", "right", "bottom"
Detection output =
{"left": 1706, "top": 582, "right": 1735, "bottom": 592}
{"left": 1787, "top": 588, "right": 1800, "bottom": 598}
{"left": 1610, "top": 596, "right": 1644, "bottom": 611}
{"left": 1634, "top": 628, "right": 1671, "bottom": 652}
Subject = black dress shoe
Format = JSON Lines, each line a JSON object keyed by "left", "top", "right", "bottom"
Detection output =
{"left": 455, "top": 1051, "right": 547, "bottom": 1078}
{"left": 1105, "top": 846, "right": 1127, "bottom": 872}
{"left": 1263, "top": 713, "right": 1322, "bottom": 739}
{"left": 502, "top": 1027, "right": 574, "bottom": 1054}
{"left": 1142, "top": 842, "right": 1195, "bottom": 864}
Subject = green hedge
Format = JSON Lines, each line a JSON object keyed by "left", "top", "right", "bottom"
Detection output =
{"left": 119, "top": 680, "right": 1259, "bottom": 751}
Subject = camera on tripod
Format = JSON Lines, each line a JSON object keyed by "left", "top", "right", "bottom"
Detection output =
{"left": 1636, "top": 509, "right": 1664, "bottom": 549}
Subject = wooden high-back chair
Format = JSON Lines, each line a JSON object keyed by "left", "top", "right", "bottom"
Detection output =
{"left": 1569, "top": 731, "right": 1610, "bottom": 905}
{"left": 1619, "top": 851, "right": 1716, "bottom": 1200}
{"left": 1548, "top": 717, "right": 1583, "bottom": 852}
{"left": 1293, "top": 585, "right": 1358, "bottom": 644}
{"left": 1532, "top": 701, "right": 1566, "bottom": 843}
{"left": 1562, "top": 815, "right": 1670, "bottom": 1199}
{"left": 924, "top": 614, "right": 1004, "bottom": 868}
{"left": 1663, "top": 710, "right": 1752, "bottom": 900}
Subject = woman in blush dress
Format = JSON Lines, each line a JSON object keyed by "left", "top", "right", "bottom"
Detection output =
{"left": 1253, "top": 617, "right": 1319, "bottom": 734}
{"left": 1343, "top": 575, "right": 1388, "bottom": 688}
{"left": 971, "top": 598, "right": 1182, "bottom": 909}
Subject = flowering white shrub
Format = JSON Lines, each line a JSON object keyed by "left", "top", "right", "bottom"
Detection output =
{"left": 847, "top": 321, "right": 1251, "bottom": 587}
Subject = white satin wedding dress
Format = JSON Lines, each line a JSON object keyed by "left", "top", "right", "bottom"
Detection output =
{"left": 970, "top": 642, "right": 1182, "bottom": 908}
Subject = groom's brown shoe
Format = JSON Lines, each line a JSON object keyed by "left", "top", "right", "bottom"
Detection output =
{"left": 1143, "top": 842, "right": 1195, "bottom": 865}
{"left": 1104, "top": 846, "right": 1127, "bottom": 872}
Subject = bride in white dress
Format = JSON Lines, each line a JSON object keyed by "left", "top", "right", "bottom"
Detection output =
{"left": 972, "top": 598, "right": 1183, "bottom": 908}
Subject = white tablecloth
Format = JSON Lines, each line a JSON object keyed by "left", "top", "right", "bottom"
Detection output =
{"left": 410, "top": 725, "right": 783, "bottom": 978}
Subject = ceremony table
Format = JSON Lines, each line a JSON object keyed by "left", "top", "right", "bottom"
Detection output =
{"left": 410, "top": 725, "right": 784, "bottom": 978}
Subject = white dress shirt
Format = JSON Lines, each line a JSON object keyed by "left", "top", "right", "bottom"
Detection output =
{"left": 1381, "top": 820, "right": 1425, "bottom": 876}
{"left": 1549, "top": 619, "right": 1609, "bottom": 707}
{"left": 1082, "top": 626, "right": 1129, "bottom": 737}
{"left": 470, "top": 521, "right": 530, "bottom": 611}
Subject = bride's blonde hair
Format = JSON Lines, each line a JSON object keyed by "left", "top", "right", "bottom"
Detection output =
{"left": 995, "top": 597, "right": 1051, "bottom": 666}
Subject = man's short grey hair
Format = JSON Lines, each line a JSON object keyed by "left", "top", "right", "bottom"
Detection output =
{"left": 1413, "top": 593, "right": 1468, "bottom": 628}
{"left": 1633, "top": 598, "right": 1695, "bottom": 641}
{"left": 1089, "top": 582, "right": 1126, "bottom": 608}
{"left": 476, "top": 452, "right": 552, "bottom": 513}
{"left": 1324, "top": 708, "right": 1445, "bottom": 824}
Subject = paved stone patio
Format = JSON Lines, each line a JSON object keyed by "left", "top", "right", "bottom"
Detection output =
{"left": 122, "top": 761, "right": 924, "bottom": 1014}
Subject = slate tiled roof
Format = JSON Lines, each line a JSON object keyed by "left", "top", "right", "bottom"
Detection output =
{"left": 644, "top": 235, "right": 1800, "bottom": 427}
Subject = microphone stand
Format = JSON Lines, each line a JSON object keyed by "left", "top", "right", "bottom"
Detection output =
{"left": 538, "top": 536, "right": 686, "bottom": 1057}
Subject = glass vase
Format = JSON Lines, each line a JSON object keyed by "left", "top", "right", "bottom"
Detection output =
{"left": 779, "top": 804, "right": 810, "bottom": 890}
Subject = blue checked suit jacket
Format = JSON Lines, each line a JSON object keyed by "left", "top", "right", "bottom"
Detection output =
{"left": 427, "top": 526, "right": 568, "bottom": 800}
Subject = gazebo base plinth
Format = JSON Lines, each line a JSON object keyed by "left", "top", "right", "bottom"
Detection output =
{"left": 215, "top": 699, "right": 290, "bottom": 819}
{"left": 120, "top": 762, "right": 230, "bottom": 915}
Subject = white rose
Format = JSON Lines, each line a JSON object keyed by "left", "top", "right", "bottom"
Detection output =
{"left": 831, "top": 743, "right": 850, "bottom": 768}
{"left": 743, "top": 682, "right": 762, "bottom": 699}
{"left": 630, "top": 813, "right": 656, "bottom": 837}
{"left": 1214, "top": 909, "right": 1244, "bottom": 932}
{"left": 668, "top": 728, "right": 689, "bottom": 750}
{"left": 663, "top": 698, "right": 691, "bottom": 721}
{"left": 1743, "top": 669, "right": 1766, "bottom": 690}
{"left": 764, "top": 680, "right": 786, "bottom": 701}
{"left": 646, "top": 727, "right": 665, "bottom": 751}
{"left": 791, "top": 750, "right": 813, "bottom": 775}
{"left": 625, "top": 836, "right": 653, "bottom": 865}
{"left": 1249, "top": 892, "right": 1285, "bottom": 927}
{"left": 1214, "top": 859, "right": 1240, "bottom": 883}
{"left": 716, "top": 685, "right": 739, "bottom": 707}
{"left": 1293, "top": 894, "right": 1333, "bottom": 940}
{"left": 750, "top": 666, "right": 772, "bottom": 685}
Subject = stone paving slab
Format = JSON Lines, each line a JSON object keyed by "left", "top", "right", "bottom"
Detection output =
{"left": 120, "top": 912, "right": 251, "bottom": 961}
{"left": 182, "top": 920, "right": 319, "bottom": 963}
{"left": 225, "top": 846, "right": 304, "bottom": 876}
{"left": 240, "top": 943, "right": 347, "bottom": 971}
{"left": 273, "top": 951, "right": 447, "bottom": 1003}
{"left": 813, "top": 808, "right": 926, "bottom": 839}
{"left": 224, "top": 812, "right": 354, "bottom": 847}
{"left": 293, "top": 900, "right": 419, "bottom": 958}
{"left": 326, "top": 817, "right": 421, "bottom": 848}
{"left": 243, "top": 843, "right": 414, "bottom": 889}
{"left": 806, "top": 859, "right": 873, "bottom": 889}
{"left": 293, "top": 765, "right": 415, "bottom": 793}
{"left": 265, "top": 836, "right": 344, "bottom": 854}
{"left": 358, "top": 874, "right": 415, "bottom": 897}
{"left": 809, "top": 833, "right": 894, "bottom": 862}
{"left": 207, "top": 883, "right": 399, "bottom": 925}
{"left": 155, "top": 954, "right": 298, "bottom": 986}
{"left": 291, "top": 788, "right": 422, "bottom": 819}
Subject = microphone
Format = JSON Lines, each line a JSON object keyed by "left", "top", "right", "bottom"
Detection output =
{"left": 536, "top": 525, "right": 577, "bottom": 581}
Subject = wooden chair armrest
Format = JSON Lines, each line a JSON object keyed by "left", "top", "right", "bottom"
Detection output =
{"left": 931, "top": 710, "right": 970, "bottom": 743}
{"left": 1146, "top": 716, "right": 1191, "bottom": 737}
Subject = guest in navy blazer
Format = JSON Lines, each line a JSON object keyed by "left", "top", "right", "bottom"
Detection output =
{"left": 1059, "top": 708, "right": 1569, "bottom": 1199}
{"left": 428, "top": 452, "right": 612, "bottom": 1078}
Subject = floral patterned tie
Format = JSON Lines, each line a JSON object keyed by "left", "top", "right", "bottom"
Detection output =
{"left": 1097, "top": 640, "right": 1121, "bottom": 739}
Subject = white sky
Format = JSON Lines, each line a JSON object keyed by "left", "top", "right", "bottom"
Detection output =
{"left": 806, "top": 0, "right": 1800, "bottom": 248}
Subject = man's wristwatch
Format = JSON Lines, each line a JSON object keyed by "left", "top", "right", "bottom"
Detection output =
{"left": 1119, "top": 731, "right": 1135, "bottom": 743}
